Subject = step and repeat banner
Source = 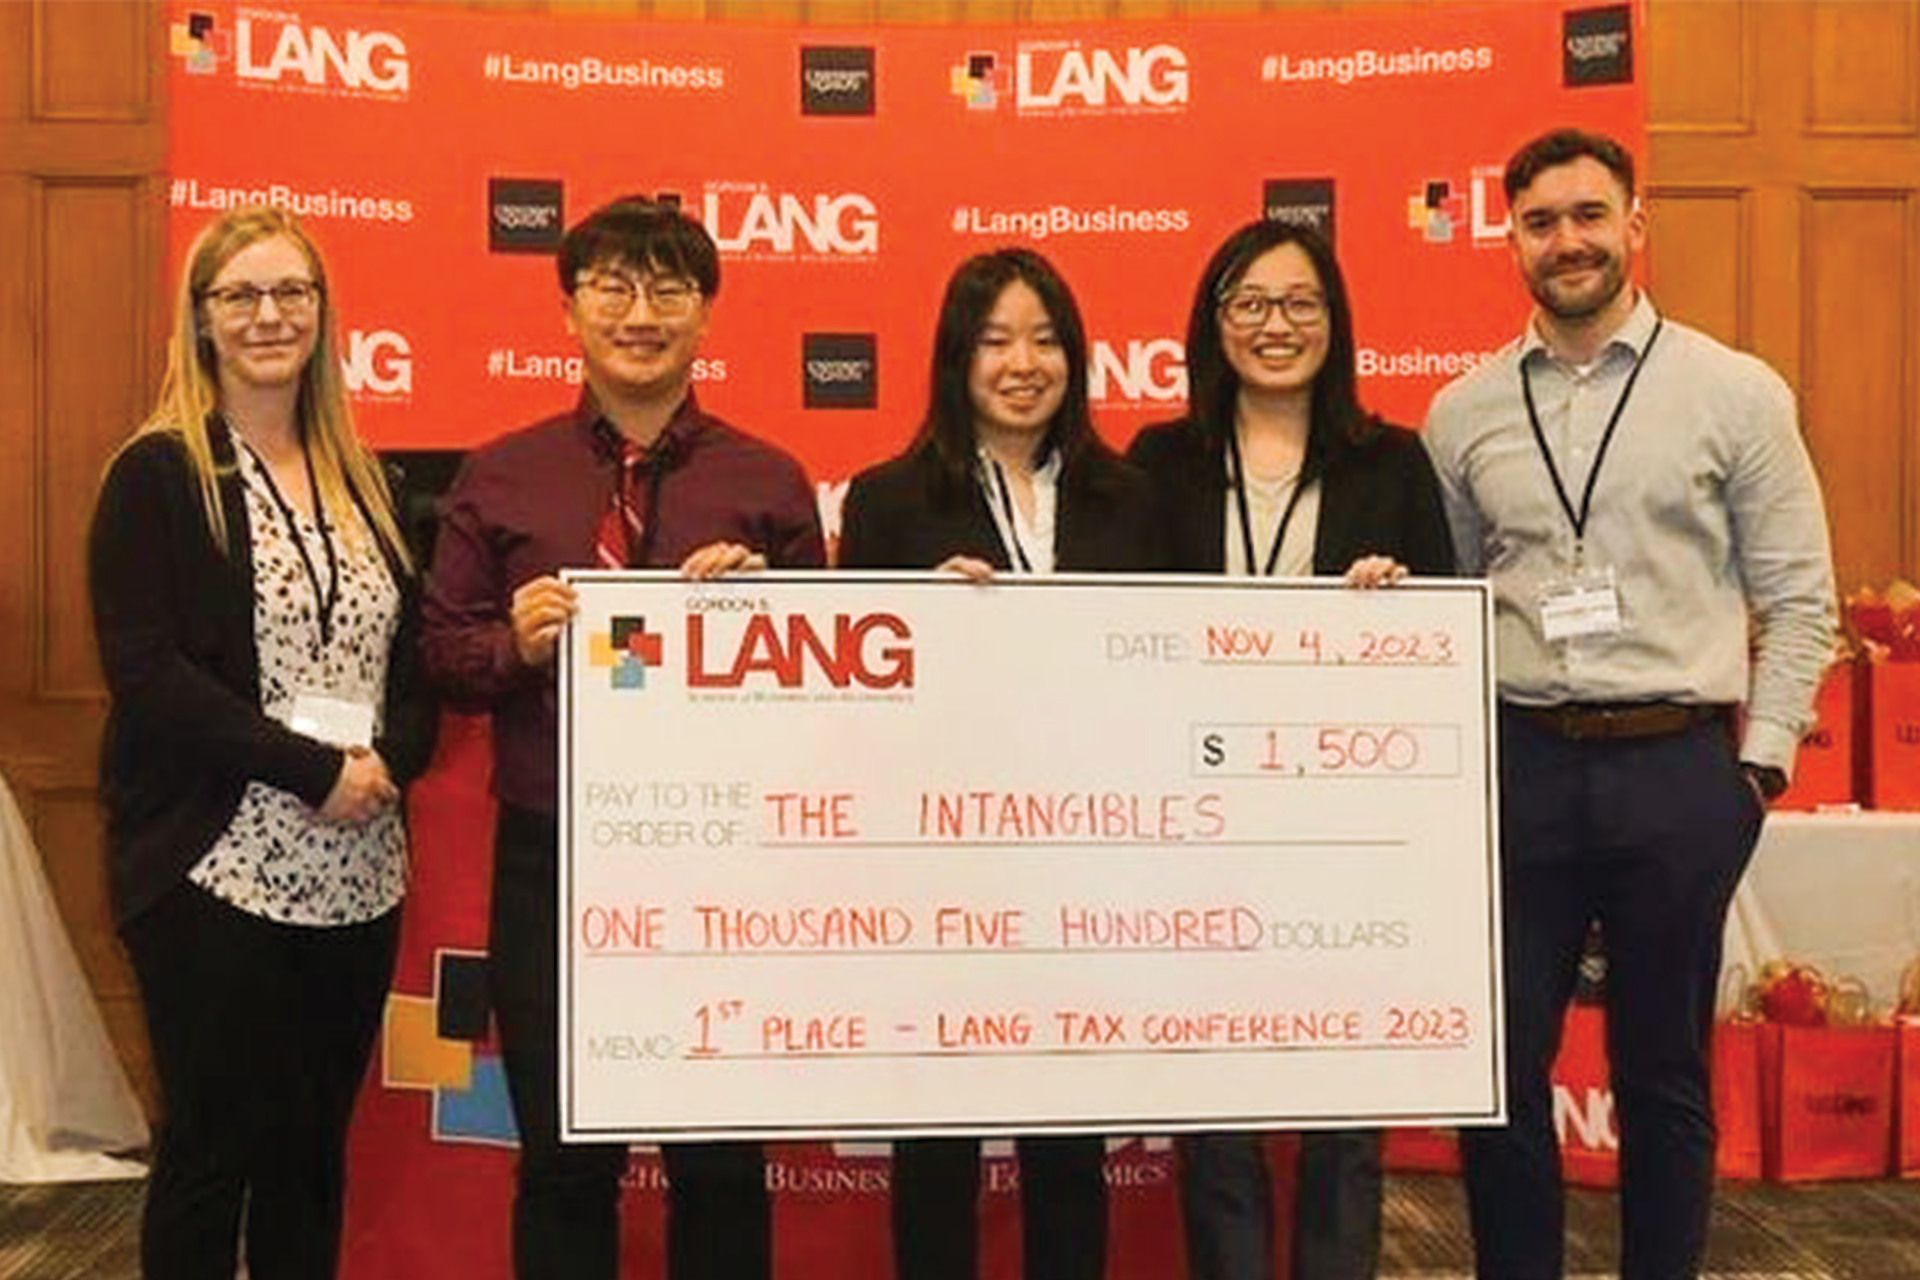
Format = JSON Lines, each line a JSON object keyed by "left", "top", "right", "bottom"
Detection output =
{"left": 167, "top": 0, "right": 1645, "bottom": 499}
{"left": 165, "top": 2, "right": 1641, "bottom": 1277}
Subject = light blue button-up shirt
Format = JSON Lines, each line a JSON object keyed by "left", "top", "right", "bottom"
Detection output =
{"left": 1423, "top": 295, "right": 1836, "bottom": 774}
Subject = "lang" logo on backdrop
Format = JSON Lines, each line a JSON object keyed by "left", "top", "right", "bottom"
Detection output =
{"left": 1016, "top": 43, "right": 1188, "bottom": 111}
{"left": 342, "top": 330, "right": 413, "bottom": 397}
{"left": 233, "top": 17, "right": 410, "bottom": 96}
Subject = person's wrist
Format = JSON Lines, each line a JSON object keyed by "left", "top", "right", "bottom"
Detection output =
{"left": 1741, "top": 762, "right": 1789, "bottom": 802}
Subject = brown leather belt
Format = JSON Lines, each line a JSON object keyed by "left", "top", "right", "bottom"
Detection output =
{"left": 1508, "top": 701, "right": 1732, "bottom": 742}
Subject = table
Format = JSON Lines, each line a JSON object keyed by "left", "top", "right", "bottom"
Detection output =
{"left": 0, "top": 772, "right": 147, "bottom": 1182}
{"left": 1724, "top": 811, "right": 1920, "bottom": 1012}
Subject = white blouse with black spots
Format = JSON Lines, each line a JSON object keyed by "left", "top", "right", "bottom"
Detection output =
{"left": 189, "top": 447, "right": 407, "bottom": 926}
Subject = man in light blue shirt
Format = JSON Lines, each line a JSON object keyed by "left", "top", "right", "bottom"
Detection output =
{"left": 1424, "top": 128, "right": 1835, "bottom": 1280}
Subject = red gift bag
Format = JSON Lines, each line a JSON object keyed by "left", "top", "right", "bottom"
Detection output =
{"left": 1898, "top": 1020, "right": 1920, "bottom": 1179}
{"left": 1759, "top": 1024, "right": 1897, "bottom": 1181}
{"left": 1712, "top": 1019, "right": 1764, "bottom": 1180}
{"left": 1774, "top": 663, "right": 1858, "bottom": 809}
{"left": 1866, "top": 659, "right": 1920, "bottom": 810}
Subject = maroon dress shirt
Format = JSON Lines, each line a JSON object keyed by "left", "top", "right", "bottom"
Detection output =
{"left": 422, "top": 388, "right": 826, "bottom": 814}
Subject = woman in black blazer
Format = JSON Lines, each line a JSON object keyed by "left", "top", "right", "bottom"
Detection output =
{"left": 1127, "top": 220, "right": 1454, "bottom": 1280}
{"left": 839, "top": 248, "right": 1157, "bottom": 1280}
{"left": 88, "top": 206, "right": 432, "bottom": 1280}
{"left": 839, "top": 248, "right": 1159, "bottom": 579}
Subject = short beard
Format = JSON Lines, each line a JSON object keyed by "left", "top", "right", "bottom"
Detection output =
{"left": 1529, "top": 257, "right": 1626, "bottom": 322}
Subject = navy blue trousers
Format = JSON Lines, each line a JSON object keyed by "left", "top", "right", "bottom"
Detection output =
{"left": 1462, "top": 709, "right": 1764, "bottom": 1280}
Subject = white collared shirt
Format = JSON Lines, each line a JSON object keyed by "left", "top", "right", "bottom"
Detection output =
{"left": 977, "top": 447, "right": 1061, "bottom": 575}
{"left": 1223, "top": 466, "right": 1320, "bottom": 578}
{"left": 1422, "top": 294, "right": 1837, "bottom": 772}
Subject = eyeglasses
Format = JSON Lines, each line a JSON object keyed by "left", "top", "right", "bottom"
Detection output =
{"left": 202, "top": 279, "right": 321, "bottom": 319}
{"left": 1217, "top": 289, "right": 1328, "bottom": 332}
{"left": 575, "top": 272, "right": 701, "bottom": 321}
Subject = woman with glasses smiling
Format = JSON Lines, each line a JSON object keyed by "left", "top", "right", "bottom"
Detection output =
{"left": 88, "top": 206, "right": 433, "bottom": 1280}
{"left": 1127, "top": 220, "right": 1454, "bottom": 1280}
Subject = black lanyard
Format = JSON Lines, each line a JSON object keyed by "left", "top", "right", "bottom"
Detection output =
{"left": 1225, "top": 426, "right": 1311, "bottom": 577}
{"left": 245, "top": 439, "right": 341, "bottom": 647}
{"left": 986, "top": 458, "right": 1036, "bottom": 574}
{"left": 1520, "top": 318, "right": 1663, "bottom": 550}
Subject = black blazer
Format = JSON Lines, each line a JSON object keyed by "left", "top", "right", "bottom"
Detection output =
{"left": 88, "top": 422, "right": 436, "bottom": 927}
{"left": 837, "top": 441, "right": 1164, "bottom": 573}
{"left": 1125, "top": 417, "right": 1454, "bottom": 577}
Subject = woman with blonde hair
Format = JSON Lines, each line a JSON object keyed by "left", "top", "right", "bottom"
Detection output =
{"left": 88, "top": 205, "right": 433, "bottom": 1279}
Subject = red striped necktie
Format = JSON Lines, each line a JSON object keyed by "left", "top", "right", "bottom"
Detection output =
{"left": 595, "top": 441, "right": 652, "bottom": 569}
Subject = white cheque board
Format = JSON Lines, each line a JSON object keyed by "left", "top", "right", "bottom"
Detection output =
{"left": 558, "top": 573, "right": 1502, "bottom": 1142}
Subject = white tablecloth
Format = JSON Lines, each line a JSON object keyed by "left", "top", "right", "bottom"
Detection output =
{"left": 1724, "top": 811, "right": 1920, "bottom": 1011}
{"left": 0, "top": 773, "right": 147, "bottom": 1182}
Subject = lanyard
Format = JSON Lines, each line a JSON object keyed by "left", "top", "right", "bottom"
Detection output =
{"left": 244, "top": 439, "right": 341, "bottom": 647}
{"left": 1520, "top": 318, "right": 1663, "bottom": 551}
{"left": 1225, "top": 426, "right": 1311, "bottom": 578}
{"left": 986, "top": 458, "right": 1035, "bottom": 573}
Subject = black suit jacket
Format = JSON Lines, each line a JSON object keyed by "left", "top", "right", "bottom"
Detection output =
{"left": 1125, "top": 417, "right": 1454, "bottom": 577}
{"left": 837, "top": 442, "right": 1164, "bottom": 573}
{"left": 89, "top": 422, "right": 436, "bottom": 926}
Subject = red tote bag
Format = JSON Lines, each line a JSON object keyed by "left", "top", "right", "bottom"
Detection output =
{"left": 1712, "top": 1019, "right": 1764, "bottom": 1180}
{"left": 1897, "top": 1020, "right": 1920, "bottom": 1178}
{"left": 1759, "top": 1024, "right": 1897, "bottom": 1181}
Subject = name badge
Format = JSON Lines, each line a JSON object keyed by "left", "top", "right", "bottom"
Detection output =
{"left": 1538, "top": 567, "right": 1624, "bottom": 643}
{"left": 288, "top": 691, "right": 376, "bottom": 749}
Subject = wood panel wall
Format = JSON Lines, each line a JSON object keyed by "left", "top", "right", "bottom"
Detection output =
{"left": 1, "top": 0, "right": 169, "bottom": 1111}
{"left": 1647, "top": 0, "right": 1919, "bottom": 591}
{"left": 5, "top": 0, "right": 1913, "bottom": 1111}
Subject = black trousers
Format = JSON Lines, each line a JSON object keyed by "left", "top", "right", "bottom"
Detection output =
{"left": 491, "top": 805, "right": 769, "bottom": 1280}
{"left": 1461, "top": 709, "right": 1764, "bottom": 1280}
{"left": 891, "top": 1135, "right": 1107, "bottom": 1280}
{"left": 1177, "top": 1129, "right": 1383, "bottom": 1280}
{"left": 123, "top": 881, "right": 399, "bottom": 1280}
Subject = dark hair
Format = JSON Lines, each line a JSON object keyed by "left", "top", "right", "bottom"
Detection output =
{"left": 916, "top": 247, "right": 1103, "bottom": 489}
{"left": 557, "top": 198, "right": 721, "bottom": 298}
{"left": 1503, "top": 128, "right": 1636, "bottom": 204}
{"left": 1182, "top": 219, "right": 1373, "bottom": 465}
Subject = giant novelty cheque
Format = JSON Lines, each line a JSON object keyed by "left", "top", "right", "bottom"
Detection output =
{"left": 559, "top": 574, "right": 1502, "bottom": 1142}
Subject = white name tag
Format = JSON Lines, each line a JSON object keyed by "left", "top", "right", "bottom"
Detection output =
{"left": 1538, "top": 570, "right": 1623, "bottom": 643}
{"left": 288, "top": 692, "right": 376, "bottom": 749}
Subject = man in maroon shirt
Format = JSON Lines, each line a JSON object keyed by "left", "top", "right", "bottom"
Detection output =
{"left": 423, "top": 199, "right": 824, "bottom": 1280}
